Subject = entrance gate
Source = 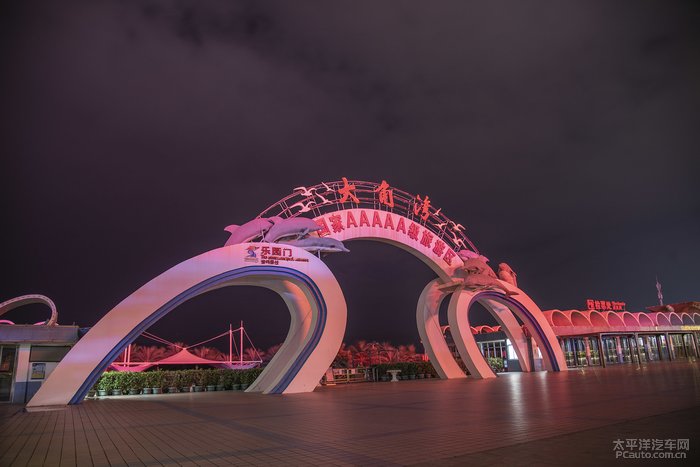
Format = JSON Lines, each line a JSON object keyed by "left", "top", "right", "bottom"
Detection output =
{"left": 28, "top": 179, "right": 565, "bottom": 408}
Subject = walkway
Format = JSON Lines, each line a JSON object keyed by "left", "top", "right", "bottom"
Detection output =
{"left": 1, "top": 362, "right": 699, "bottom": 466}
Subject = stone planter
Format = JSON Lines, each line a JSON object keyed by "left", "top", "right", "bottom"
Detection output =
{"left": 128, "top": 389, "right": 140, "bottom": 395}
{"left": 408, "top": 374, "right": 416, "bottom": 380}
{"left": 216, "top": 385, "right": 225, "bottom": 391}
{"left": 194, "top": 386, "right": 204, "bottom": 392}
{"left": 240, "top": 383, "right": 249, "bottom": 390}
{"left": 232, "top": 384, "right": 241, "bottom": 391}
{"left": 87, "top": 390, "right": 97, "bottom": 398}
{"left": 151, "top": 388, "right": 162, "bottom": 394}
{"left": 380, "top": 375, "right": 390, "bottom": 382}
{"left": 168, "top": 387, "right": 179, "bottom": 393}
{"left": 417, "top": 374, "right": 425, "bottom": 379}
{"left": 142, "top": 388, "right": 153, "bottom": 395}
{"left": 97, "top": 390, "right": 108, "bottom": 397}
{"left": 111, "top": 389, "right": 122, "bottom": 396}
{"left": 206, "top": 385, "right": 217, "bottom": 392}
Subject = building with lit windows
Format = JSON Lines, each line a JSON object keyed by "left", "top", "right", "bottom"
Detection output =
{"left": 445, "top": 302, "right": 700, "bottom": 372}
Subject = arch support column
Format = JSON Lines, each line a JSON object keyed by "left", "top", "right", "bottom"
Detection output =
{"left": 416, "top": 279, "right": 466, "bottom": 379}
{"left": 479, "top": 299, "right": 531, "bottom": 372}
{"left": 448, "top": 282, "right": 566, "bottom": 379}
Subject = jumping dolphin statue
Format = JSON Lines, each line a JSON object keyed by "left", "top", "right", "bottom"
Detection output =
{"left": 439, "top": 250, "right": 517, "bottom": 295}
{"left": 280, "top": 237, "right": 350, "bottom": 254}
{"left": 264, "top": 217, "right": 322, "bottom": 242}
{"left": 497, "top": 263, "right": 518, "bottom": 287}
{"left": 224, "top": 218, "right": 274, "bottom": 246}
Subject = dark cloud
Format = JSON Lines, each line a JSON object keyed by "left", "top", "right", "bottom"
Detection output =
{"left": 2, "top": 0, "right": 699, "bottom": 350}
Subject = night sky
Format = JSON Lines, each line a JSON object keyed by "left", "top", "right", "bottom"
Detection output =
{"left": 2, "top": 1, "right": 699, "bottom": 352}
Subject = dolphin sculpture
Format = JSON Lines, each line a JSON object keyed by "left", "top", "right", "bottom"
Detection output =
{"left": 457, "top": 249, "right": 490, "bottom": 264}
{"left": 441, "top": 251, "right": 517, "bottom": 295}
{"left": 264, "top": 217, "right": 322, "bottom": 242}
{"left": 224, "top": 218, "right": 274, "bottom": 246}
{"left": 497, "top": 263, "right": 518, "bottom": 287}
{"left": 280, "top": 237, "right": 350, "bottom": 254}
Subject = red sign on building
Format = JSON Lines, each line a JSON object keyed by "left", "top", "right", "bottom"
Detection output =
{"left": 586, "top": 299, "right": 626, "bottom": 312}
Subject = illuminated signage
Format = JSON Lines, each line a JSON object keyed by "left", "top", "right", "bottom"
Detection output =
{"left": 314, "top": 209, "right": 458, "bottom": 266}
{"left": 243, "top": 245, "right": 310, "bottom": 265}
{"left": 586, "top": 299, "right": 626, "bottom": 312}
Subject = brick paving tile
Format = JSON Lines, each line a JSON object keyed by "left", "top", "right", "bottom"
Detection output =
{"left": 0, "top": 361, "right": 698, "bottom": 465}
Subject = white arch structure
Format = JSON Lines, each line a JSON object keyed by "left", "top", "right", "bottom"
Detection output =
{"left": 312, "top": 208, "right": 555, "bottom": 379}
{"left": 311, "top": 208, "right": 475, "bottom": 379}
{"left": 28, "top": 244, "right": 346, "bottom": 408}
{"left": 448, "top": 284, "right": 565, "bottom": 379}
{"left": 28, "top": 180, "right": 566, "bottom": 407}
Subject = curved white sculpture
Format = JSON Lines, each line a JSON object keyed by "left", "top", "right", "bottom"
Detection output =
{"left": 28, "top": 180, "right": 568, "bottom": 408}
{"left": 314, "top": 208, "right": 470, "bottom": 378}
{"left": 0, "top": 294, "right": 58, "bottom": 326}
{"left": 27, "top": 244, "right": 346, "bottom": 407}
{"left": 416, "top": 279, "right": 466, "bottom": 379}
{"left": 448, "top": 281, "right": 566, "bottom": 379}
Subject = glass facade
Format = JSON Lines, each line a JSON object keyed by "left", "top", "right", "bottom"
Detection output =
{"left": 479, "top": 340, "right": 507, "bottom": 359}
{"left": 468, "top": 330, "right": 697, "bottom": 374}
{"left": 559, "top": 332, "right": 698, "bottom": 369}
{"left": 0, "top": 345, "right": 17, "bottom": 402}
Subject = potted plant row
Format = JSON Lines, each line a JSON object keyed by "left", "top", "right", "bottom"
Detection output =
{"left": 93, "top": 368, "right": 264, "bottom": 396}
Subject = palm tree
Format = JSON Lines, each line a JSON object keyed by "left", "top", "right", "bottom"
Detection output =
{"left": 243, "top": 347, "right": 264, "bottom": 362}
{"left": 333, "top": 343, "right": 352, "bottom": 368}
{"left": 379, "top": 342, "right": 397, "bottom": 363}
{"left": 264, "top": 343, "right": 283, "bottom": 363}
{"left": 397, "top": 344, "right": 420, "bottom": 362}
{"left": 353, "top": 340, "right": 371, "bottom": 366}
{"left": 166, "top": 341, "right": 187, "bottom": 357}
{"left": 131, "top": 345, "right": 168, "bottom": 362}
{"left": 192, "top": 346, "right": 226, "bottom": 361}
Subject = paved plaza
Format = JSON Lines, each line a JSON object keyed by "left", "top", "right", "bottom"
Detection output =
{"left": 1, "top": 362, "right": 698, "bottom": 466}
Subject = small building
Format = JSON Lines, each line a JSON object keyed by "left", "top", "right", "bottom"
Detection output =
{"left": 0, "top": 325, "right": 79, "bottom": 403}
{"left": 443, "top": 302, "right": 700, "bottom": 373}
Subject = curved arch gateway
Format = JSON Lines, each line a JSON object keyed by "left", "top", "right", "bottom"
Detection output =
{"left": 0, "top": 294, "right": 58, "bottom": 326}
{"left": 28, "top": 179, "right": 565, "bottom": 408}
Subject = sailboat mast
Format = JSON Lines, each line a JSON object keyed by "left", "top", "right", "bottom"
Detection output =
{"left": 240, "top": 320, "right": 244, "bottom": 364}
{"left": 229, "top": 323, "right": 233, "bottom": 363}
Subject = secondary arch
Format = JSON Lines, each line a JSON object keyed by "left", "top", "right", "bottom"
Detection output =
{"left": 27, "top": 244, "right": 346, "bottom": 408}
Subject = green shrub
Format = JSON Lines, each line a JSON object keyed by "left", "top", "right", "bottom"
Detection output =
{"left": 129, "top": 372, "right": 144, "bottom": 391}
{"left": 202, "top": 369, "right": 217, "bottom": 386}
{"left": 147, "top": 371, "right": 164, "bottom": 389}
{"left": 96, "top": 368, "right": 268, "bottom": 392}
{"left": 240, "top": 368, "right": 262, "bottom": 385}
{"left": 97, "top": 372, "right": 115, "bottom": 392}
{"left": 112, "top": 372, "right": 129, "bottom": 392}
{"left": 167, "top": 371, "right": 182, "bottom": 388}
{"left": 179, "top": 370, "right": 195, "bottom": 387}
{"left": 487, "top": 357, "right": 504, "bottom": 372}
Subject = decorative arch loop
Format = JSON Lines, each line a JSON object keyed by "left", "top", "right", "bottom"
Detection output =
{"left": 0, "top": 294, "right": 58, "bottom": 325}
{"left": 447, "top": 282, "right": 566, "bottom": 379}
{"left": 27, "top": 244, "right": 346, "bottom": 407}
